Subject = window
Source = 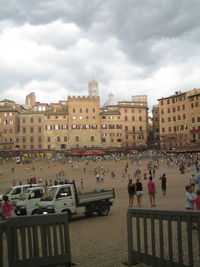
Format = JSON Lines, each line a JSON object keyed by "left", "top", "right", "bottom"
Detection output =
{"left": 73, "top": 108, "right": 76, "bottom": 113}
{"left": 86, "top": 108, "right": 88, "bottom": 113}
{"left": 22, "top": 137, "right": 26, "bottom": 143}
{"left": 125, "top": 109, "right": 127, "bottom": 113}
{"left": 23, "top": 127, "right": 26, "bottom": 133}
{"left": 161, "top": 101, "right": 163, "bottom": 105}
{"left": 168, "top": 108, "right": 170, "bottom": 113}
{"left": 64, "top": 136, "right": 67, "bottom": 142}
{"left": 192, "top": 117, "right": 195, "bottom": 123}
{"left": 178, "top": 115, "right": 181, "bottom": 120}
{"left": 132, "top": 126, "right": 135, "bottom": 132}
{"left": 91, "top": 136, "right": 94, "bottom": 141}
{"left": 173, "top": 116, "right": 176, "bottom": 122}
{"left": 161, "top": 118, "right": 164, "bottom": 123}
{"left": 191, "top": 103, "right": 194, "bottom": 108}
{"left": 38, "top": 127, "right": 42, "bottom": 133}
{"left": 173, "top": 107, "right": 176, "bottom": 112}
{"left": 162, "top": 128, "right": 165, "bottom": 133}
{"left": 80, "top": 108, "right": 82, "bottom": 113}
{"left": 183, "top": 114, "right": 186, "bottom": 119}
{"left": 57, "top": 136, "right": 60, "bottom": 142}
{"left": 182, "top": 105, "right": 185, "bottom": 110}
{"left": 177, "top": 106, "right": 180, "bottom": 111}
{"left": 139, "top": 126, "right": 143, "bottom": 131}
{"left": 169, "top": 127, "right": 171, "bottom": 132}
{"left": 47, "top": 137, "right": 51, "bottom": 142}
{"left": 161, "top": 110, "right": 164, "bottom": 114}
{"left": 76, "top": 136, "right": 79, "bottom": 142}
{"left": 55, "top": 116, "right": 58, "bottom": 119}
{"left": 30, "top": 127, "right": 34, "bottom": 133}
{"left": 125, "top": 126, "right": 128, "bottom": 131}
{"left": 167, "top": 99, "right": 170, "bottom": 104}
{"left": 197, "top": 117, "right": 200, "bottom": 122}
{"left": 125, "top": 116, "right": 128, "bottom": 121}
{"left": 93, "top": 108, "right": 95, "bottom": 113}
{"left": 60, "top": 144, "right": 66, "bottom": 149}
{"left": 30, "top": 118, "right": 34, "bottom": 123}
{"left": 38, "top": 118, "right": 42, "bottom": 123}
{"left": 101, "top": 125, "right": 107, "bottom": 129}
{"left": 30, "top": 137, "right": 34, "bottom": 143}
{"left": 139, "top": 116, "right": 142, "bottom": 121}
{"left": 38, "top": 136, "right": 42, "bottom": 143}
{"left": 22, "top": 118, "right": 26, "bottom": 123}
{"left": 48, "top": 145, "right": 51, "bottom": 149}
{"left": 168, "top": 117, "right": 171, "bottom": 122}
{"left": 101, "top": 138, "right": 106, "bottom": 142}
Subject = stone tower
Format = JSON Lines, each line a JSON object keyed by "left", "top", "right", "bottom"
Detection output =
{"left": 88, "top": 79, "right": 99, "bottom": 96}
{"left": 25, "top": 92, "right": 36, "bottom": 109}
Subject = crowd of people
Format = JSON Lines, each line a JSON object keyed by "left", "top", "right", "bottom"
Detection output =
{"left": 0, "top": 151, "right": 200, "bottom": 220}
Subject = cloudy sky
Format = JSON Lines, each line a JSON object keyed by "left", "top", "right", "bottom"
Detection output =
{"left": 0, "top": 0, "right": 200, "bottom": 110}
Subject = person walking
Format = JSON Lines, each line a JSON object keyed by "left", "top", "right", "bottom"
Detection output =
{"left": 160, "top": 173, "right": 167, "bottom": 195}
{"left": 135, "top": 179, "right": 143, "bottom": 207}
{"left": 147, "top": 176, "right": 156, "bottom": 207}
{"left": 0, "top": 195, "right": 12, "bottom": 220}
{"left": 128, "top": 179, "right": 136, "bottom": 207}
{"left": 190, "top": 174, "right": 196, "bottom": 191}
{"left": 195, "top": 172, "right": 200, "bottom": 190}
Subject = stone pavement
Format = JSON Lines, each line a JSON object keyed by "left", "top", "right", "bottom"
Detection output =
{"left": 69, "top": 196, "right": 150, "bottom": 267}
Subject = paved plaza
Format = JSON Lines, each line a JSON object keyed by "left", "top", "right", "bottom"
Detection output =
{"left": 0, "top": 156, "right": 198, "bottom": 266}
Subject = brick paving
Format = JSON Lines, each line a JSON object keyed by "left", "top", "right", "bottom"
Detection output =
{"left": 0, "top": 158, "right": 197, "bottom": 266}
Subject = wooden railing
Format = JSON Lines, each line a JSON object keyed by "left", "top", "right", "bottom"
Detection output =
{"left": 0, "top": 214, "right": 72, "bottom": 267}
{"left": 126, "top": 208, "right": 200, "bottom": 267}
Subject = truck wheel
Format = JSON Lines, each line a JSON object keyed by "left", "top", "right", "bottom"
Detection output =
{"left": 85, "top": 205, "right": 94, "bottom": 217}
{"left": 97, "top": 204, "right": 110, "bottom": 216}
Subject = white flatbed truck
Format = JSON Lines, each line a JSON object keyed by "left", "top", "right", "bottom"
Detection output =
{"left": 37, "top": 181, "right": 115, "bottom": 220}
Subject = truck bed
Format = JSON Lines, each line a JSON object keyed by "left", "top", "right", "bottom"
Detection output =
{"left": 78, "top": 189, "right": 115, "bottom": 204}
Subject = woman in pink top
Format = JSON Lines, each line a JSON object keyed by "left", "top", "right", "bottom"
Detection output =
{"left": 1, "top": 195, "right": 12, "bottom": 220}
{"left": 147, "top": 176, "right": 156, "bottom": 207}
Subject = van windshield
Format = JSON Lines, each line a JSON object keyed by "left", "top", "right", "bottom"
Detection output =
{"left": 5, "top": 187, "right": 14, "bottom": 195}
{"left": 41, "top": 187, "right": 57, "bottom": 201}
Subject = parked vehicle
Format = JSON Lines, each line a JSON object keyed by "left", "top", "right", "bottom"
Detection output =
{"left": 38, "top": 181, "right": 115, "bottom": 220}
{"left": 0, "top": 184, "right": 39, "bottom": 205}
{"left": 15, "top": 187, "right": 45, "bottom": 216}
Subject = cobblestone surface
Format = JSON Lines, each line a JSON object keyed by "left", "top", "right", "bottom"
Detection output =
{"left": 0, "top": 158, "right": 195, "bottom": 266}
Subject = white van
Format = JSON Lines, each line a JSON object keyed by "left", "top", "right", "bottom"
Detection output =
{"left": 0, "top": 184, "right": 39, "bottom": 205}
{"left": 15, "top": 187, "right": 45, "bottom": 216}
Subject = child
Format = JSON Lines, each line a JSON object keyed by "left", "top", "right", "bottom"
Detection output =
{"left": 185, "top": 185, "right": 195, "bottom": 210}
{"left": 193, "top": 189, "right": 200, "bottom": 210}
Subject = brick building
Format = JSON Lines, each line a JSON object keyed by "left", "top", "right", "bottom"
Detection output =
{"left": 0, "top": 89, "right": 149, "bottom": 152}
{"left": 156, "top": 88, "right": 200, "bottom": 148}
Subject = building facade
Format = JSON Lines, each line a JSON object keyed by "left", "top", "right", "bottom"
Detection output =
{"left": 0, "top": 93, "right": 149, "bottom": 152}
{"left": 156, "top": 89, "right": 200, "bottom": 148}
